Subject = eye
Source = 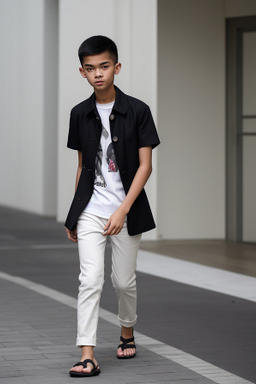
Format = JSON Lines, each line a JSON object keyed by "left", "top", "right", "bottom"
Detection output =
{"left": 85, "top": 67, "right": 93, "bottom": 72}
{"left": 102, "top": 65, "right": 109, "bottom": 70}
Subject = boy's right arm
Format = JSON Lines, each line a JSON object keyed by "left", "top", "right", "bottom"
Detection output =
{"left": 65, "top": 151, "right": 83, "bottom": 242}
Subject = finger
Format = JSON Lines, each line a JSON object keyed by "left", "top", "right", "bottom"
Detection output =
{"left": 71, "top": 235, "right": 78, "bottom": 242}
{"left": 105, "top": 224, "right": 116, "bottom": 236}
{"left": 103, "top": 221, "right": 115, "bottom": 235}
{"left": 109, "top": 226, "right": 120, "bottom": 236}
{"left": 104, "top": 219, "right": 111, "bottom": 231}
{"left": 67, "top": 231, "right": 77, "bottom": 242}
{"left": 103, "top": 227, "right": 113, "bottom": 236}
{"left": 68, "top": 235, "right": 76, "bottom": 242}
{"left": 72, "top": 231, "right": 78, "bottom": 242}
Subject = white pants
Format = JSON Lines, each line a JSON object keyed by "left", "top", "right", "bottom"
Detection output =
{"left": 76, "top": 212, "right": 141, "bottom": 347}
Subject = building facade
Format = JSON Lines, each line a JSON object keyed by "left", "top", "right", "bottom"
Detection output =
{"left": 1, "top": 0, "right": 256, "bottom": 241}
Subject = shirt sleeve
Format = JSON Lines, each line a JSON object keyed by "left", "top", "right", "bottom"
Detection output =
{"left": 137, "top": 106, "right": 160, "bottom": 149}
{"left": 67, "top": 109, "right": 81, "bottom": 151}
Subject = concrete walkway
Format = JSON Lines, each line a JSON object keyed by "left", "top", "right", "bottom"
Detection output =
{"left": 0, "top": 206, "right": 255, "bottom": 384}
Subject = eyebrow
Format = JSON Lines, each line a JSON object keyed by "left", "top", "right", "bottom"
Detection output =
{"left": 84, "top": 61, "right": 111, "bottom": 67}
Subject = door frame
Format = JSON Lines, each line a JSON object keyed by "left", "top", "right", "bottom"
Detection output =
{"left": 226, "top": 16, "right": 256, "bottom": 242}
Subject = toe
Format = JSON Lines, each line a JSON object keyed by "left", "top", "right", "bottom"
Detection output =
{"left": 124, "top": 347, "right": 135, "bottom": 357}
{"left": 117, "top": 347, "right": 124, "bottom": 357}
{"left": 70, "top": 366, "right": 81, "bottom": 372}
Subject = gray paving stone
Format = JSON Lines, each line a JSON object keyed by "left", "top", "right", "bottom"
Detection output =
{"left": 23, "top": 375, "right": 81, "bottom": 384}
{"left": 0, "top": 378, "right": 28, "bottom": 384}
{"left": 5, "top": 354, "right": 46, "bottom": 361}
{"left": 42, "top": 352, "right": 73, "bottom": 359}
{"left": 0, "top": 361, "right": 14, "bottom": 367}
{"left": 34, "top": 344, "right": 74, "bottom": 351}
{"left": 3, "top": 342, "right": 37, "bottom": 348}
{"left": 0, "top": 347, "right": 33, "bottom": 356}
{"left": 0, "top": 369, "right": 22, "bottom": 378}
{"left": 12, "top": 359, "right": 63, "bottom": 368}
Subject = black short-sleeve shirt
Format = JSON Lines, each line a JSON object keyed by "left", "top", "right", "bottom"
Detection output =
{"left": 65, "top": 86, "right": 160, "bottom": 235}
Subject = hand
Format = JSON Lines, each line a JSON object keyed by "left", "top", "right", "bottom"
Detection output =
{"left": 103, "top": 208, "right": 127, "bottom": 236}
{"left": 65, "top": 227, "right": 78, "bottom": 242}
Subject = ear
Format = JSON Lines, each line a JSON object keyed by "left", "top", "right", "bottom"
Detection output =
{"left": 79, "top": 67, "right": 87, "bottom": 78}
{"left": 114, "top": 62, "right": 121, "bottom": 75}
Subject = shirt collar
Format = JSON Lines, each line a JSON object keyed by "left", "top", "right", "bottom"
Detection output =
{"left": 85, "top": 86, "right": 127, "bottom": 116}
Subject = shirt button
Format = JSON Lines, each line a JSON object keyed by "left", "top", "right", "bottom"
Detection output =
{"left": 112, "top": 136, "right": 118, "bottom": 142}
{"left": 109, "top": 114, "right": 115, "bottom": 120}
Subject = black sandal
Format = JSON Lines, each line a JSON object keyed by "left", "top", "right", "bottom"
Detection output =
{"left": 117, "top": 335, "right": 136, "bottom": 359}
{"left": 69, "top": 359, "right": 101, "bottom": 377}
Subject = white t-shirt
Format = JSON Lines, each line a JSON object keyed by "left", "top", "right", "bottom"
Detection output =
{"left": 83, "top": 101, "right": 126, "bottom": 219}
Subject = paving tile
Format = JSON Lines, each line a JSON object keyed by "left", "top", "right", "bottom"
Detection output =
{"left": 42, "top": 352, "right": 73, "bottom": 359}
{"left": 0, "top": 347, "right": 33, "bottom": 356}
{"left": 5, "top": 354, "right": 46, "bottom": 361}
{"left": 0, "top": 378, "right": 28, "bottom": 384}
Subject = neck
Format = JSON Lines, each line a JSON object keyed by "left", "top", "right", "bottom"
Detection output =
{"left": 95, "top": 85, "right": 116, "bottom": 104}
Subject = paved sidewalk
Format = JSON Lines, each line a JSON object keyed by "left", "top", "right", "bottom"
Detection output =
{"left": 0, "top": 276, "right": 214, "bottom": 384}
{"left": 0, "top": 206, "right": 255, "bottom": 384}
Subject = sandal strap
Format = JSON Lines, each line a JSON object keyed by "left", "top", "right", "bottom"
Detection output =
{"left": 73, "top": 359, "right": 96, "bottom": 369}
{"left": 120, "top": 335, "right": 134, "bottom": 344}
{"left": 118, "top": 343, "right": 136, "bottom": 351}
{"left": 118, "top": 335, "right": 136, "bottom": 351}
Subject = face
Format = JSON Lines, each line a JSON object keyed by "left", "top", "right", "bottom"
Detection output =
{"left": 79, "top": 52, "right": 121, "bottom": 92}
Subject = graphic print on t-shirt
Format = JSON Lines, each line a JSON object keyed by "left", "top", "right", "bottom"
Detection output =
{"left": 94, "top": 124, "right": 118, "bottom": 188}
{"left": 107, "top": 143, "right": 119, "bottom": 172}
{"left": 94, "top": 144, "right": 106, "bottom": 188}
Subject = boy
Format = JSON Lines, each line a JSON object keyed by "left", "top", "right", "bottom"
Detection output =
{"left": 65, "top": 35, "right": 160, "bottom": 377}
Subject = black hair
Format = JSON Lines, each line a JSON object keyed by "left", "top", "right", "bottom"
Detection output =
{"left": 78, "top": 35, "right": 118, "bottom": 65}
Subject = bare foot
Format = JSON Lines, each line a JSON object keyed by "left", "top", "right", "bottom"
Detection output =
{"left": 70, "top": 357, "right": 99, "bottom": 374}
{"left": 70, "top": 346, "right": 100, "bottom": 375}
{"left": 117, "top": 326, "right": 136, "bottom": 358}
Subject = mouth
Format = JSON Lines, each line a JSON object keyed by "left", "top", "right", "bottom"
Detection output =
{"left": 95, "top": 81, "right": 104, "bottom": 86}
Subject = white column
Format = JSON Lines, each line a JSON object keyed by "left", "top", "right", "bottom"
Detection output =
{"left": 57, "top": 0, "right": 158, "bottom": 240}
{"left": 0, "top": 0, "right": 58, "bottom": 215}
{"left": 57, "top": 0, "right": 116, "bottom": 224}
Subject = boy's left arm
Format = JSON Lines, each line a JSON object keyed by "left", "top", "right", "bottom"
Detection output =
{"left": 103, "top": 146, "right": 152, "bottom": 236}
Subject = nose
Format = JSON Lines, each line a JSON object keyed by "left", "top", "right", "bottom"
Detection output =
{"left": 95, "top": 68, "right": 102, "bottom": 78}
